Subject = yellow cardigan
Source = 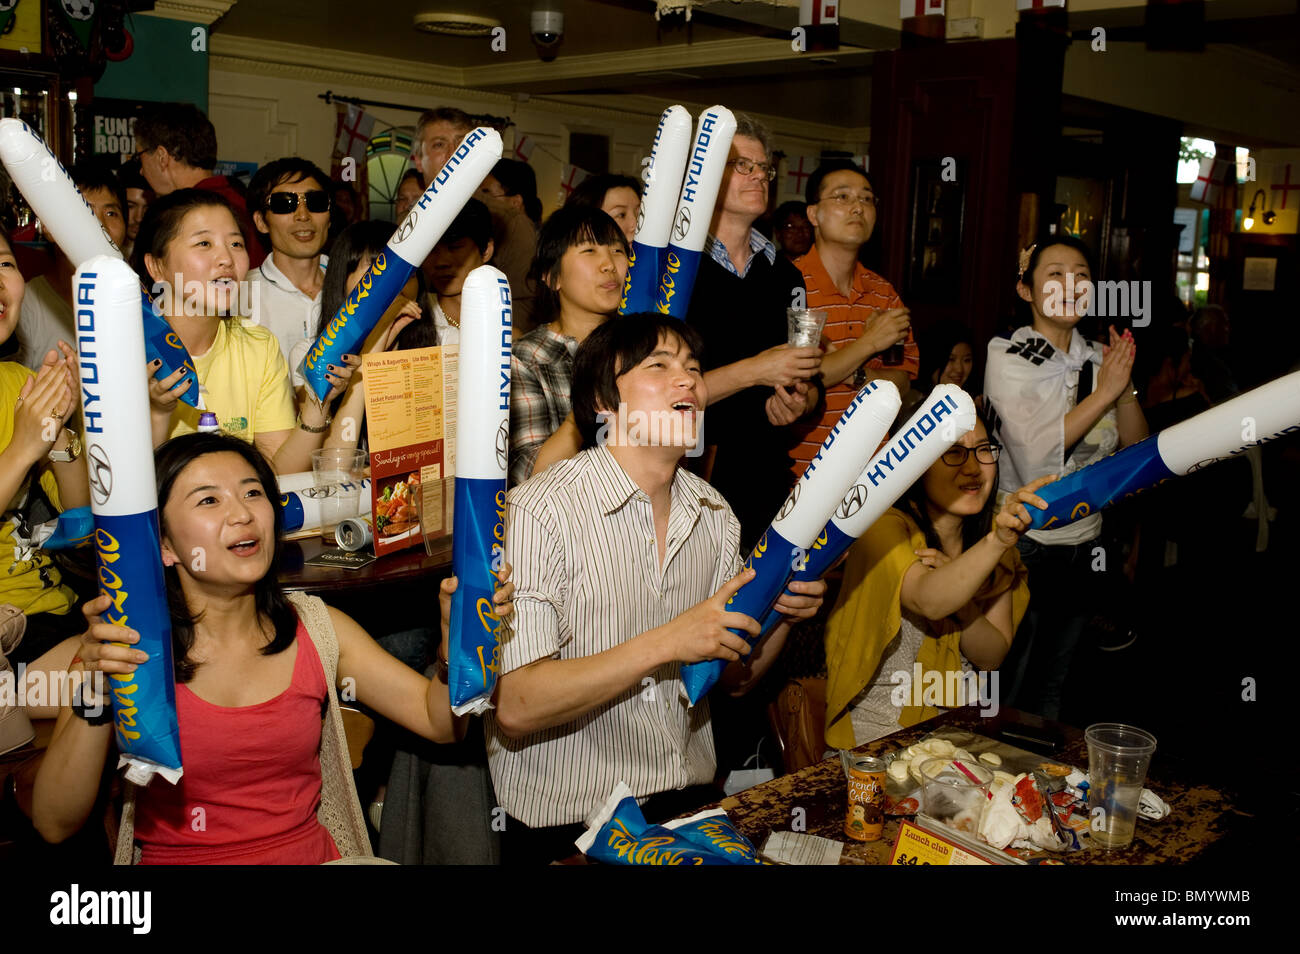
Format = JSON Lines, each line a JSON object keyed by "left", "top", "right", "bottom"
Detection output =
{"left": 823, "top": 509, "right": 1029, "bottom": 749}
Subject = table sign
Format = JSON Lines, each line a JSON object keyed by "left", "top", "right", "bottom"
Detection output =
{"left": 362, "top": 345, "right": 458, "bottom": 557}
{"left": 888, "top": 815, "right": 1024, "bottom": 866}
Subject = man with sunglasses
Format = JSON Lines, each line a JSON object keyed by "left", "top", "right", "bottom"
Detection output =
{"left": 247, "top": 158, "right": 334, "bottom": 375}
{"left": 133, "top": 102, "right": 265, "bottom": 268}
{"left": 790, "top": 159, "right": 918, "bottom": 478}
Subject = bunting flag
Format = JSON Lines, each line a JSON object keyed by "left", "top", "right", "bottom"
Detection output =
{"left": 512, "top": 134, "right": 536, "bottom": 162}
{"left": 901, "top": 0, "right": 944, "bottom": 17}
{"left": 334, "top": 104, "right": 375, "bottom": 166}
{"left": 1269, "top": 162, "right": 1298, "bottom": 211}
{"left": 853, "top": 153, "right": 870, "bottom": 173}
{"left": 1017, "top": 0, "right": 1065, "bottom": 10}
{"left": 800, "top": 0, "right": 838, "bottom": 24}
{"left": 559, "top": 163, "right": 590, "bottom": 199}
{"left": 786, "top": 155, "right": 816, "bottom": 195}
{"left": 1189, "top": 156, "right": 1230, "bottom": 205}
{"left": 56, "top": 0, "right": 96, "bottom": 50}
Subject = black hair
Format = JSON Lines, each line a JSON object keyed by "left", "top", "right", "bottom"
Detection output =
{"left": 527, "top": 205, "right": 629, "bottom": 325}
{"left": 154, "top": 433, "right": 298, "bottom": 683}
{"left": 134, "top": 102, "right": 218, "bottom": 171}
{"left": 1017, "top": 232, "right": 1095, "bottom": 286}
{"left": 490, "top": 158, "right": 541, "bottom": 226}
{"left": 399, "top": 167, "right": 424, "bottom": 190}
{"left": 117, "top": 160, "right": 150, "bottom": 194}
{"left": 805, "top": 159, "right": 869, "bottom": 207}
{"left": 773, "top": 200, "right": 809, "bottom": 226}
{"left": 131, "top": 188, "right": 244, "bottom": 286}
{"left": 247, "top": 157, "right": 333, "bottom": 218}
{"left": 898, "top": 412, "right": 999, "bottom": 557}
{"left": 571, "top": 312, "right": 705, "bottom": 449}
{"left": 69, "top": 162, "right": 127, "bottom": 223}
{"left": 566, "top": 173, "right": 644, "bottom": 211}
{"left": 918, "top": 319, "right": 977, "bottom": 390}
{"left": 437, "top": 197, "right": 493, "bottom": 256}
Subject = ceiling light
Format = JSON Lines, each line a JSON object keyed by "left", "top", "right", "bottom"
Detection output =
{"left": 414, "top": 12, "right": 502, "bottom": 36}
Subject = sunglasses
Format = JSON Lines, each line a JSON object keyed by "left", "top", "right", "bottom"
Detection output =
{"left": 266, "top": 190, "right": 330, "bottom": 215}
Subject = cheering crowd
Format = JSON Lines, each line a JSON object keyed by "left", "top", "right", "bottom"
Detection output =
{"left": 0, "top": 99, "right": 1262, "bottom": 866}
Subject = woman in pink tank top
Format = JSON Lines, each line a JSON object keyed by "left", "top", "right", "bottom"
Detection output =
{"left": 33, "top": 433, "right": 514, "bottom": 863}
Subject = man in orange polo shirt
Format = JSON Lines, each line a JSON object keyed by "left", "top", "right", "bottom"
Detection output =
{"left": 791, "top": 160, "right": 917, "bottom": 476}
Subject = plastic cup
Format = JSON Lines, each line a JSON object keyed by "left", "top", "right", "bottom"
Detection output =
{"left": 919, "top": 757, "right": 992, "bottom": 835}
{"left": 312, "top": 448, "right": 367, "bottom": 543}
{"left": 786, "top": 307, "right": 828, "bottom": 348}
{"left": 1085, "top": 723, "right": 1157, "bottom": 849}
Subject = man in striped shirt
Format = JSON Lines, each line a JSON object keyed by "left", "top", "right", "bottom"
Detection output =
{"left": 486, "top": 313, "right": 825, "bottom": 865}
{"left": 791, "top": 160, "right": 918, "bottom": 476}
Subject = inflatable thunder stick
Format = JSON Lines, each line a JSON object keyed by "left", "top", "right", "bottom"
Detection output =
{"left": 758, "top": 385, "right": 979, "bottom": 635}
{"left": 655, "top": 106, "right": 737, "bottom": 319}
{"left": 683, "top": 380, "right": 901, "bottom": 704}
{"left": 448, "top": 266, "right": 513, "bottom": 715}
{"left": 302, "top": 127, "right": 502, "bottom": 401}
{"left": 276, "top": 471, "right": 373, "bottom": 534}
{"left": 620, "top": 105, "right": 692, "bottom": 315}
{"left": 0, "top": 119, "right": 202, "bottom": 408}
{"left": 75, "top": 257, "right": 183, "bottom": 785}
{"left": 1028, "top": 368, "right": 1300, "bottom": 530}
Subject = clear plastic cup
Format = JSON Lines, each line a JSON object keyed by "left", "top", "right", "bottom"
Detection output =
{"left": 919, "top": 757, "right": 992, "bottom": 835}
{"left": 786, "top": 307, "right": 828, "bottom": 348}
{"left": 312, "top": 448, "right": 367, "bottom": 543}
{"left": 1085, "top": 723, "right": 1157, "bottom": 849}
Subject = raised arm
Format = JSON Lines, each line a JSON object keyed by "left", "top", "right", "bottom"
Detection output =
{"left": 900, "top": 476, "right": 1052, "bottom": 621}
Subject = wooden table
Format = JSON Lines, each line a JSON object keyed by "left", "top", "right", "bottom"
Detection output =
{"left": 711, "top": 707, "right": 1245, "bottom": 865}
{"left": 279, "top": 535, "right": 452, "bottom": 595}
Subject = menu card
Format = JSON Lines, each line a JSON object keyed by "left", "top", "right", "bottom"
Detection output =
{"left": 362, "top": 345, "right": 458, "bottom": 556}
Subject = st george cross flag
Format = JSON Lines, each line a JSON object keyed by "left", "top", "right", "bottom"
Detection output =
{"left": 1190, "top": 156, "right": 1230, "bottom": 205}
{"left": 334, "top": 104, "right": 375, "bottom": 165}
{"left": 800, "top": 0, "right": 839, "bottom": 25}
{"left": 559, "top": 163, "right": 590, "bottom": 199}
{"left": 513, "top": 134, "right": 536, "bottom": 162}
{"left": 787, "top": 155, "right": 816, "bottom": 195}
{"left": 1017, "top": 0, "right": 1066, "bottom": 11}
{"left": 901, "top": 0, "right": 944, "bottom": 17}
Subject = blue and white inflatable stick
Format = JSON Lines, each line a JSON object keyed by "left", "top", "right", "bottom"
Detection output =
{"left": 682, "top": 380, "right": 901, "bottom": 703}
{"left": 1029, "top": 369, "right": 1300, "bottom": 530}
{"left": 759, "top": 385, "right": 979, "bottom": 635}
{"left": 75, "top": 257, "right": 183, "bottom": 786}
{"left": 276, "top": 471, "right": 372, "bottom": 534}
{"left": 655, "top": 106, "right": 736, "bottom": 319}
{"left": 448, "top": 266, "right": 513, "bottom": 715}
{"left": 302, "top": 127, "right": 503, "bottom": 401}
{"left": 0, "top": 119, "right": 202, "bottom": 407}
{"left": 620, "top": 106, "right": 692, "bottom": 315}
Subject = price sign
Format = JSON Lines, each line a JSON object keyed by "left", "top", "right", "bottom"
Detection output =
{"left": 889, "top": 819, "right": 997, "bottom": 866}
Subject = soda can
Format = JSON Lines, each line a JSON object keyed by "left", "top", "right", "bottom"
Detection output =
{"left": 335, "top": 517, "right": 373, "bottom": 552}
{"left": 845, "top": 756, "right": 887, "bottom": 842}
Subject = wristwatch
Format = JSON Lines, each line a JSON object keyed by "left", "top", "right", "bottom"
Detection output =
{"left": 47, "top": 428, "right": 82, "bottom": 463}
{"left": 69, "top": 682, "right": 114, "bottom": 726}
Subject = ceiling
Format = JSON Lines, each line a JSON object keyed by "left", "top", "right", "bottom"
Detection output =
{"left": 208, "top": 0, "right": 1299, "bottom": 132}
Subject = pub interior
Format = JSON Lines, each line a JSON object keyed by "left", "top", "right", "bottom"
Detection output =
{"left": 0, "top": 0, "right": 1292, "bottom": 894}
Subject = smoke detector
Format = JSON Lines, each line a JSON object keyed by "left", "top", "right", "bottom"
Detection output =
{"left": 414, "top": 12, "right": 502, "bottom": 36}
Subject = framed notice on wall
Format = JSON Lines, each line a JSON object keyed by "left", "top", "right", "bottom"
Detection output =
{"left": 87, "top": 98, "right": 145, "bottom": 164}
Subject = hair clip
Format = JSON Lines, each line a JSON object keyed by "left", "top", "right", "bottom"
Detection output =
{"left": 1017, "top": 243, "right": 1036, "bottom": 280}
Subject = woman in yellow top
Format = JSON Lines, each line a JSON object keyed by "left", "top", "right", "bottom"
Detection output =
{"left": 0, "top": 230, "right": 89, "bottom": 752}
{"left": 823, "top": 417, "right": 1053, "bottom": 748}
{"left": 136, "top": 189, "right": 352, "bottom": 474}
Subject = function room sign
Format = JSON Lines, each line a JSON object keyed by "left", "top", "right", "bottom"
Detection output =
{"left": 88, "top": 99, "right": 145, "bottom": 164}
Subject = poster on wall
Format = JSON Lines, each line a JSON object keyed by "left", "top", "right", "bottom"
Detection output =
{"left": 0, "top": 0, "right": 43, "bottom": 53}
{"left": 88, "top": 98, "right": 144, "bottom": 164}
